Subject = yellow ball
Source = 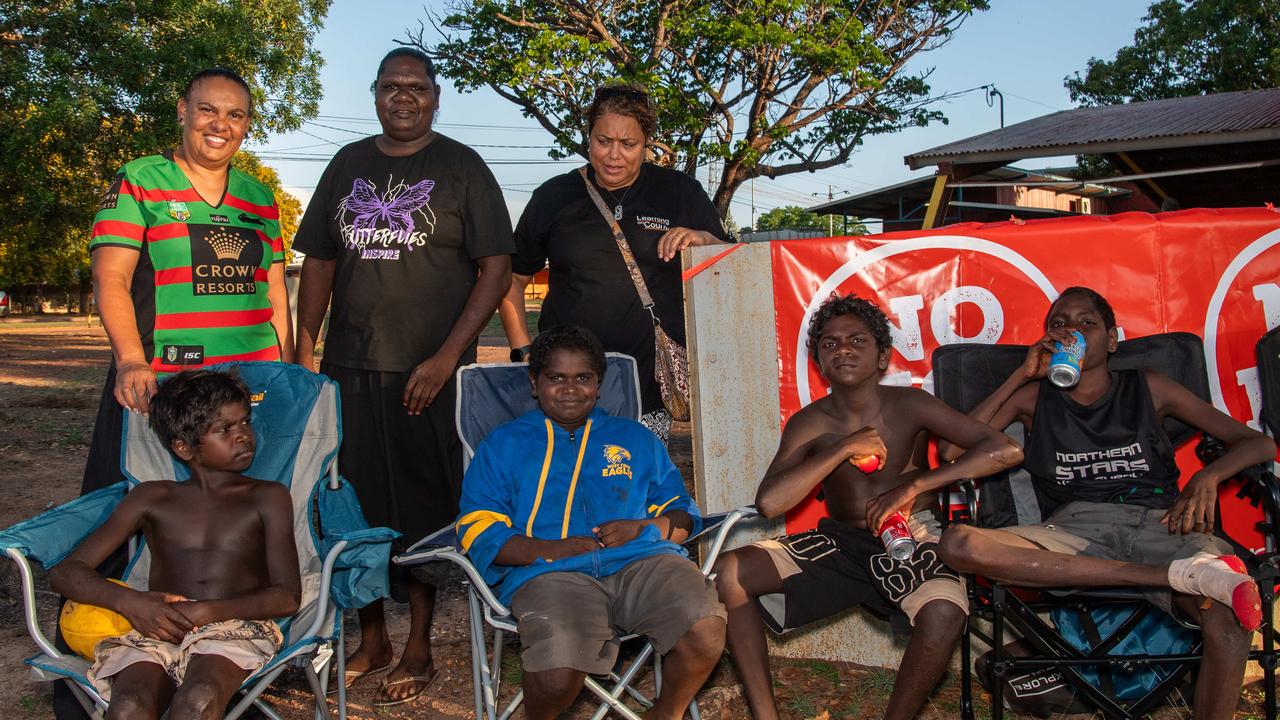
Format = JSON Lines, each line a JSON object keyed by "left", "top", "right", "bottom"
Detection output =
{"left": 60, "top": 580, "right": 134, "bottom": 661}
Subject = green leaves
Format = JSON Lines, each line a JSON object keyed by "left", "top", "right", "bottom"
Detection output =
{"left": 413, "top": 0, "right": 985, "bottom": 216}
{"left": 0, "top": 0, "right": 329, "bottom": 287}
{"left": 1065, "top": 0, "right": 1280, "bottom": 106}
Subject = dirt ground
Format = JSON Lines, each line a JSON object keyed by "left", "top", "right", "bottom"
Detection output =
{"left": 0, "top": 318, "right": 1271, "bottom": 719}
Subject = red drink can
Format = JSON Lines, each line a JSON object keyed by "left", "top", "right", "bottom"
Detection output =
{"left": 878, "top": 511, "right": 916, "bottom": 561}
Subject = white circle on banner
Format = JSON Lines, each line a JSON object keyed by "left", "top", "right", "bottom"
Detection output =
{"left": 793, "top": 235, "right": 1058, "bottom": 406}
{"left": 1202, "top": 227, "right": 1280, "bottom": 412}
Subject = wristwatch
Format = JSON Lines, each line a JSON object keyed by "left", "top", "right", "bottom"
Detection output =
{"left": 510, "top": 345, "right": 532, "bottom": 363}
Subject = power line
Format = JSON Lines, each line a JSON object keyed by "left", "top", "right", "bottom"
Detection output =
{"left": 316, "top": 114, "right": 550, "bottom": 132}
{"left": 256, "top": 154, "right": 579, "bottom": 165}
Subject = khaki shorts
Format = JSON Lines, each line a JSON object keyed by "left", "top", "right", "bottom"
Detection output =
{"left": 1000, "top": 500, "right": 1233, "bottom": 611}
{"left": 89, "top": 619, "right": 282, "bottom": 701}
{"left": 510, "top": 554, "right": 726, "bottom": 674}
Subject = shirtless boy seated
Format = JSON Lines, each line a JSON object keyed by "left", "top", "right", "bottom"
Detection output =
{"left": 50, "top": 369, "right": 300, "bottom": 720}
{"left": 712, "top": 295, "right": 1023, "bottom": 720}
{"left": 456, "top": 326, "right": 726, "bottom": 720}
{"left": 938, "top": 286, "right": 1275, "bottom": 720}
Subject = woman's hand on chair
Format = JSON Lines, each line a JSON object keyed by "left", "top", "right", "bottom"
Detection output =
{"left": 114, "top": 360, "right": 158, "bottom": 415}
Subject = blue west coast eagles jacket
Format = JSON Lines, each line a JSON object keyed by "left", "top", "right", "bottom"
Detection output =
{"left": 456, "top": 407, "right": 701, "bottom": 605}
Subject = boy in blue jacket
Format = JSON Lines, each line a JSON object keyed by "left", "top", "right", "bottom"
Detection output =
{"left": 456, "top": 325, "right": 726, "bottom": 719}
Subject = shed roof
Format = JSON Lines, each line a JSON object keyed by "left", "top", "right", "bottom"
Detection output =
{"left": 906, "top": 88, "right": 1280, "bottom": 170}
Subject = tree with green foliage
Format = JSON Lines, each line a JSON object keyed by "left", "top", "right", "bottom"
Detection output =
{"left": 410, "top": 0, "right": 986, "bottom": 217}
{"left": 1065, "top": 0, "right": 1280, "bottom": 106}
{"left": 0, "top": 0, "right": 329, "bottom": 291}
{"left": 232, "top": 153, "right": 303, "bottom": 262}
{"left": 755, "top": 204, "right": 868, "bottom": 235}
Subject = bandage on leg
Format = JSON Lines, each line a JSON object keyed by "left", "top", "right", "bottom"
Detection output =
{"left": 1168, "top": 553, "right": 1262, "bottom": 631}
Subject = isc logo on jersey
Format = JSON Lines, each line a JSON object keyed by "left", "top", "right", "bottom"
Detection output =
{"left": 791, "top": 235, "right": 1059, "bottom": 406}
{"left": 1203, "top": 227, "right": 1280, "bottom": 432}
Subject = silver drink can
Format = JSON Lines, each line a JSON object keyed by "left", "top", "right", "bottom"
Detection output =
{"left": 1048, "top": 330, "right": 1086, "bottom": 388}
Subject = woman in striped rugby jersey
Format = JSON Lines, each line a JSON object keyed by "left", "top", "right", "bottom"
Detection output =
{"left": 84, "top": 67, "right": 293, "bottom": 494}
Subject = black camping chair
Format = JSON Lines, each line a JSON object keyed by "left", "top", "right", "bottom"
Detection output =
{"left": 1259, "top": 325, "right": 1280, "bottom": 441}
{"left": 932, "top": 332, "right": 1279, "bottom": 720}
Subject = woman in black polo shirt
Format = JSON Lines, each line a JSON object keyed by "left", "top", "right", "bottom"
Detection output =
{"left": 500, "top": 84, "right": 730, "bottom": 441}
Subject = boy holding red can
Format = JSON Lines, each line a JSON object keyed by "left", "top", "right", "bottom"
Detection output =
{"left": 713, "top": 294, "right": 1023, "bottom": 720}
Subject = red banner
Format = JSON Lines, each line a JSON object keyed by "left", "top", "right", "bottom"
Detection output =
{"left": 771, "top": 208, "right": 1280, "bottom": 549}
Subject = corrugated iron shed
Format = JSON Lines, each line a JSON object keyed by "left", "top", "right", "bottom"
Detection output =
{"left": 907, "top": 88, "right": 1280, "bottom": 169}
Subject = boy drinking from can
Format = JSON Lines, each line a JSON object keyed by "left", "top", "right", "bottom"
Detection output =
{"left": 938, "top": 286, "right": 1275, "bottom": 720}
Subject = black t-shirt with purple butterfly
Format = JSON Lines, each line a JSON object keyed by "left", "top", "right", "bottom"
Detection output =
{"left": 294, "top": 135, "right": 514, "bottom": 372}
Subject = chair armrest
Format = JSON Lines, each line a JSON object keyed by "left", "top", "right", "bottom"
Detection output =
{"left": 402, "top": 524, "right": 458, "bottom": 555}
{"left": 690, "top": 506, "right": 760, "bottom": 574}
{"left": 0, "top": 482, "right": 128, "bottom": 568}
{"left": 320, "top": 526, "right": 398, "bottom": 612}
{"left": 4, "top": 549, "right": 65, "bottom": 661}
{"left": 393, "top": 545, "right": 511, "bottom": 617}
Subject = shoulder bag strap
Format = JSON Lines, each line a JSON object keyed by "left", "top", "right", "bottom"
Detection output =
{"left": 579, "top": 166, "right": 659, "bottom": 320}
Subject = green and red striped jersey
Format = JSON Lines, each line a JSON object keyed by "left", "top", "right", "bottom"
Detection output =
{"left": 91, "top": 152, "right": 285, "bottom": 373}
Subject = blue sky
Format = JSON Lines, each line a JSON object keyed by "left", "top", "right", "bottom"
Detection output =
{"left": 246, "top": 0, "right": 1157, "bottom": 230}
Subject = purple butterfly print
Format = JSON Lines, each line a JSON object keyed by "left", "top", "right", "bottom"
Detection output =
{"left": 340, "top": 178, "right": 436, "bottom": 250}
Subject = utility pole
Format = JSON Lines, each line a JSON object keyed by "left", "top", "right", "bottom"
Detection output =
{"left": 827, "top": 185, "right": 833, "bottom": 235}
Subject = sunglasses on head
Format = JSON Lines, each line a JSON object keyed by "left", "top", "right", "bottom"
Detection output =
{"left": 594, "top": 86, "right": 648, "bottom": 102}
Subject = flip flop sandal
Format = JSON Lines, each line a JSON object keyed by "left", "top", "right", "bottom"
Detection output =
{"left": 326, "top": 661, "right": 392, "bottom": 695}
{"left": 373, "top": 667, "right": 440, "bottom": 708}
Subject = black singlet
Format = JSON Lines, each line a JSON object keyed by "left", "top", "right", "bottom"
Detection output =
{"left": 1023, "top": 369, "right": 1181, "bottom": 509}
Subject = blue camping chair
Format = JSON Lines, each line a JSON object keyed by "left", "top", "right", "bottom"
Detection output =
{"left": 397, "top": 354, "right": 755, "bottom": 720}
{"left": 0, "top": 361, "right": 397, "bottom": 719}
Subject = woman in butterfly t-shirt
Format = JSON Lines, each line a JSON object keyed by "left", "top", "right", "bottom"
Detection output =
{"left": 292, "top": 48, "right": 513, "bottom": 707}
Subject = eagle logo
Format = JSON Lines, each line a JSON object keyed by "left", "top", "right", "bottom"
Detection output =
{"left": 601, "top": 445, "right": 633, "bottom": 479}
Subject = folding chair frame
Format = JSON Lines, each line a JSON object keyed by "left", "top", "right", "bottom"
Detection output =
{"left": 955, "top": 476, "right": 1279, "bottom": 720}
{"left": 396, "top": 507, "right": 757, "bottom": 720}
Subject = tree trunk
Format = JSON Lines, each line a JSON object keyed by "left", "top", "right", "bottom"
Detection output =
{"left": 79, "top": 275, "right": 92, "bottom": 316}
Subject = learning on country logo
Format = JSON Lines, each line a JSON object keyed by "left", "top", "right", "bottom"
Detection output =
{"left": 602, "top": 444, "right": 632, "bottom": 479}
{"left": 206, "top": 227, "right": 249, "bottom": 260}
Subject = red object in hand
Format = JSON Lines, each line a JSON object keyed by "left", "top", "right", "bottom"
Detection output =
{"left": 851, "top": 455, "right": 881, "bottom": 473}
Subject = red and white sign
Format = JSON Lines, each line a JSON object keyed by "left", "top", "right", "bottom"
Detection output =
{"left": 771, "top": 208, "right": 1280, "bottom": 544}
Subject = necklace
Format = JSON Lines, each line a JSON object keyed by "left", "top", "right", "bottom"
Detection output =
{"left": 599, "top": 182, "right": 633, "bottom": 221}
